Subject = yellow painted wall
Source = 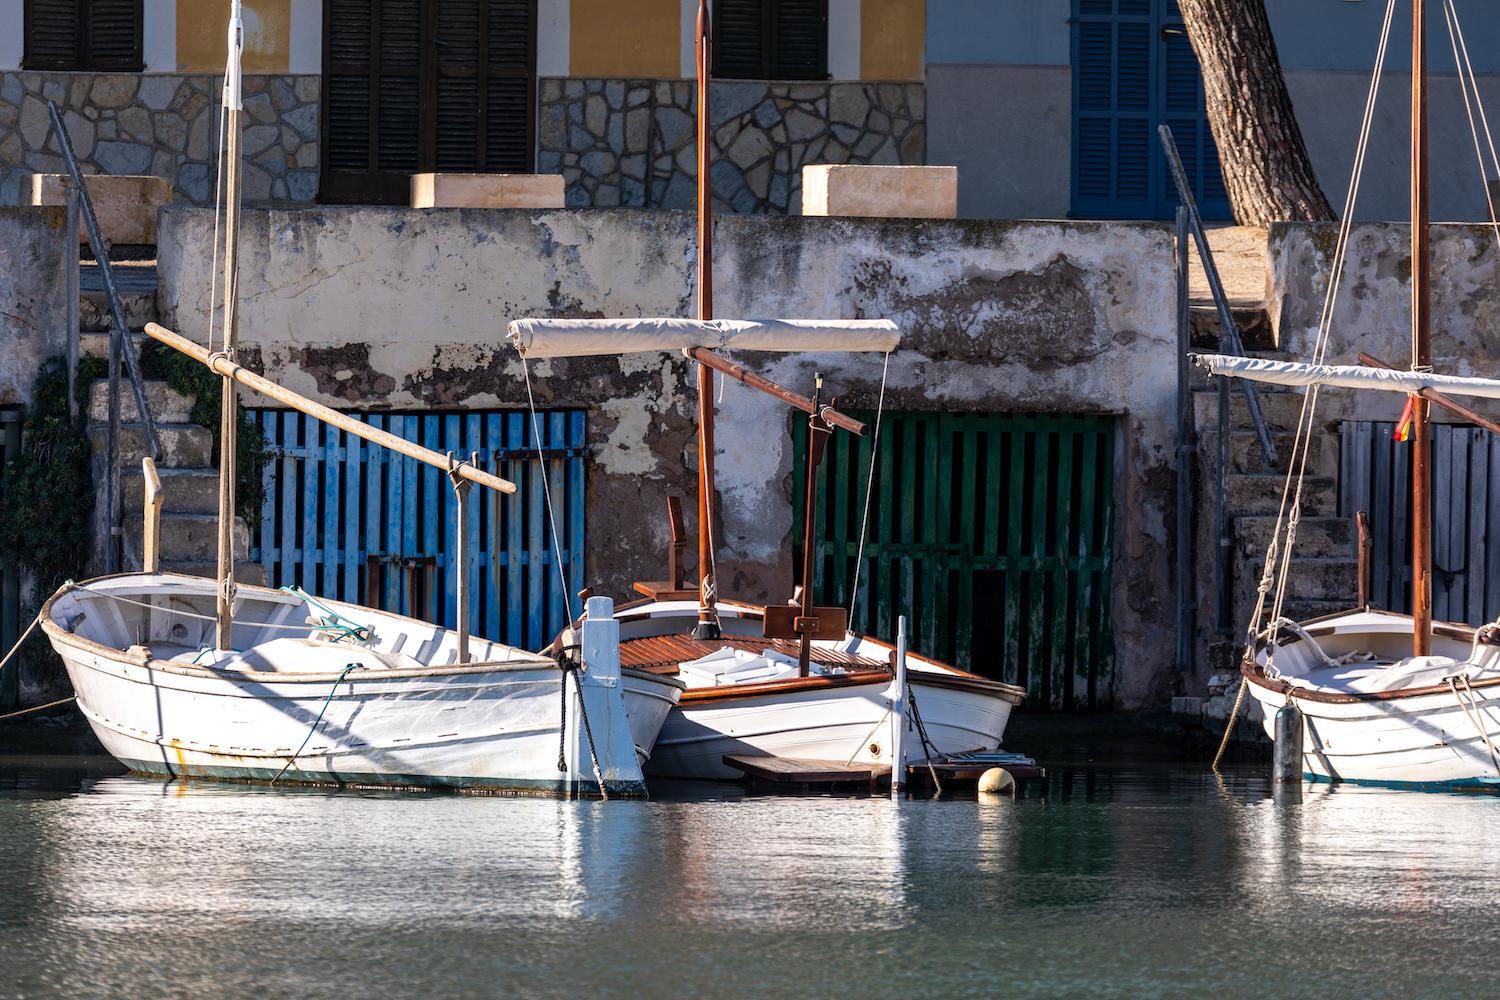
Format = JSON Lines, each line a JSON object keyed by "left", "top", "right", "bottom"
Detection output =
{"left": 177, "top": 0, "right": 292, "bottom": 74}
{"left": 569, "top": 0, "right": 681, "bottom": 78}
{"left": 861, "top": 0, "right": 924, "bottom": 80}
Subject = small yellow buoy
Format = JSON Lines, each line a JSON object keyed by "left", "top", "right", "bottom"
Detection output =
{"left": 977, "top": 767, "right": 1014, "bottom": 794}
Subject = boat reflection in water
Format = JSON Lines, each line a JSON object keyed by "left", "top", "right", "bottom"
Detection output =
{"left": 2, "top": 765, "right": 1498, "bottom": 995}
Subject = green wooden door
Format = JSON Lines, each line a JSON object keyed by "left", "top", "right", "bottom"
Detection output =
{"left": 794, "top": 412, "right": 1116, "bottom": 710}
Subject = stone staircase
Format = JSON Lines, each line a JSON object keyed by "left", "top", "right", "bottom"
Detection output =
{"left": 80, "top": 254, "right": 263, "bottom": 584}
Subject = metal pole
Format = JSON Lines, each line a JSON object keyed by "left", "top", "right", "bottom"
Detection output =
{"left": 215, "top": 88, "right": 241, "bottom": 652}
{"left": 1175, "top": 205, "right": 1194, "bottom": 673}
{"left": 451, "top": 452, "right": 474, "bottom": 665}
{"left": 890, "top": 615, "right": 909, "bottom": 800}
{"left": 65, "top": 185, "right": 79, "bottom": 424}
{"left": 693, "top": 0, "right": 720, "bottom": 640}
{"left": 1411, "top": 0, "right": 1434, "bottom": 657}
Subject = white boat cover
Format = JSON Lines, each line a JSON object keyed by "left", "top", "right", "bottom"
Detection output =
{"left": 507, "top": 317, "right": 901, "bottom": 358}
{"left": 1194, "top": 353, "right": 1500, "bottom": 400}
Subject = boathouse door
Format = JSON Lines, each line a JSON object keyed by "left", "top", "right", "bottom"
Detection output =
{"left": 795, "top": 412, "right": 1117, "bottom": 710}
{"left": 1341, "top": 420, "right": 1500, "bottom": 625}
{"left": 1071, "top": 0, "right": 1230, "bottom": 220}
{"left": 252, "top": 409, "right": 586, "bottom": 650}
{"left": 321, "top": 0, "right": 537, "bottom": 204}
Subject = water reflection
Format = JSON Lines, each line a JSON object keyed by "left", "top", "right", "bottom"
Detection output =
{"left": 0, "top": 762, "right": 1496, "bottom": 997}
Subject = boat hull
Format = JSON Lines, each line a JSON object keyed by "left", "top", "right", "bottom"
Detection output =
{"left": 43, "top": 575, "right": 682, "bottom": 797}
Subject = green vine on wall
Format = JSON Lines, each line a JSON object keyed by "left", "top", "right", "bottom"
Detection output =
{"left": 139, "top": 341, "right": 269, "bottom": 533}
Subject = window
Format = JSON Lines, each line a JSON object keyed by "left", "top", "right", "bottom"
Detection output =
{"left": 322, "top": 0, "right": 537, "bottom": 204}
{"left": 713, "top": 0, "right": 828, "bottom": 81}
{"left": 23, "top": 0, "right": 144, "bottom": 72}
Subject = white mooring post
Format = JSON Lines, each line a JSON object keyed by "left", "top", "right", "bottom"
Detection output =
{"left": 575, "top": 595, "right": 648, "bottom": 797}
{"left": 889, "top": 615, "right": 909, "bottom": 800}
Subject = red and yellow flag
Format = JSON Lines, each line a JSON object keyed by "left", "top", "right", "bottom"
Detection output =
{"left": 1393, "top": 394, "right": 1416, "bottom": 442}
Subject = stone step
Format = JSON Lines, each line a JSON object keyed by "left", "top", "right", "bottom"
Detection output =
{"left": 1234, "top": 515, "right": 1355, "bottom": 560}
{"left": 1209, "top": 429, "right": 1339, "bottom": 477}
{"left": 1189, "top": 306, "right": 1273, "bottom": 352}
{"left": 80, "top": 290, "right": 158, "bottom": 333}
{"left": 88, "top": 378, "right": 194, "bottom": 424}
{"left": 124, "top": 513, "right": 248, "bottom": 564}
{"left": 1225, "top": 473, "right": 1338, "bottom": 516}
{"left": 92, "top": 421, "right": 213, "bottom": 469}
{"left": 123, "top": 466, "right": 220, "bottom": 515}
{"left": 80, "top": 330, "right": 148, "bottom": 359}
{"left": 1193, "top": 385, "right": 1311, "bottom": 431}
{"left": 157, "top": 560, "right": 269, "bottom": 587}
{"left": 1242, "top": 557, "right": 1358, "bottom": 602}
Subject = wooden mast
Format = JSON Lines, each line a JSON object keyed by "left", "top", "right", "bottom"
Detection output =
{"left": 693, "top": 0, "right": 721, "bottom": 640}
{"left": 215, "top": 2, "right": 244, "bottom": 650}
{"left": 1411, "top": 0, "right": 1433, "bottom": 656}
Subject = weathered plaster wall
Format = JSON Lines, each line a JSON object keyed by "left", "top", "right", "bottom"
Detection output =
{"left": 158, "top": 207, "right": 1177, "bottom": 706}
{"left": 0, "top": 205, "right": 70, "bottom": 406}
{"left": 1268, "top": 222, "right": 1500, "bottom": 425}
{"left": 0, "top": 72, "right": 319, "bottom": 207}
{"left": 537, "top": 78, "right": 925, "bottom": 211}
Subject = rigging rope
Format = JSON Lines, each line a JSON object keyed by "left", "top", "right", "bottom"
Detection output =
{"left": 1446, "top": 674, "right": 1500, "bottom": 776}
{"left": 848, "top": 350, "right": 892, "bottom": 625}
{"left": 519, "top": 355, "right": 577, "bottom": 627}
{"left": 1442, "top": 0, "right": 1500, "bottom": 247}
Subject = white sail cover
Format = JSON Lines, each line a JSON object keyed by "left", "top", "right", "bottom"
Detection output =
{"left": 1194, "top": 353, "right": 1500, "bottom": 400}
{"left": 507, "top": 318, "right": 901, "bottom": 358}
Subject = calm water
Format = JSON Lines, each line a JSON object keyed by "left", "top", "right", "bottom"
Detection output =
{"left": 1, "top": 732, "right": 1498, "bottom": 999}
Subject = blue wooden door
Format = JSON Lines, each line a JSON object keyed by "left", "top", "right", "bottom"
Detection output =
{"left": 251, "top": 408, "right": 586, "bottom": 651}
{"left": 1072, "top": 0, "right": 1230, "bottom": 220}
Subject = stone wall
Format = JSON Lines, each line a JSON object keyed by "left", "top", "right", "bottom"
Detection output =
{"left": 537, "top": 78, "right": 926, "bottom": 213}
{"left": 157, "top": 207, "right": 1178, "bottom": 707}
{"left": 0, "top": 72, "right": 319, "bottom": 208}
{"left": 0, "top": 205, "right": 71, "bottom": 407}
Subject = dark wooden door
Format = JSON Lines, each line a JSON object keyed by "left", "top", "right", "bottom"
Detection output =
{"left": 322, "top": 0, "right": 537, "bottom": 204}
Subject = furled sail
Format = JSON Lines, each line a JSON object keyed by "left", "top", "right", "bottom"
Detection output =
{"left": 507, "top": 318, "right": 901, "bottom": 358}
{"left": 1194, "top": 353, "right": 1500, "bottom": 401}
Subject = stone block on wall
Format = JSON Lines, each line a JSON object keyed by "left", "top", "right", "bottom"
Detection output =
{"left": 31, "top": 173, "right": 174, "bottom": 244}
{"left": 801, "top": 164, "right": 957, "bottom": 219}
{"left": 410, "top": 173, "right": 566, "bottom": 209}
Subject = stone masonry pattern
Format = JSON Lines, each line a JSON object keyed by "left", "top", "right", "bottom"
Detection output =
{"left": 537, "top": 78, "right": 926, "bottom": 212}
{"left": 0, "top": 72, "right": 319, "bottom": 208}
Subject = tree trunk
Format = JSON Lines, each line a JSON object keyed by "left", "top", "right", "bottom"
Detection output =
{"left": 1178, "top": 0, "right": 1335, "bottom": 225}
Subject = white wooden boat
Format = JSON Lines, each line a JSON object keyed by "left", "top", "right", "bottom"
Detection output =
{"left": 1240, "top": 609, "right": 1500, "bottom": 788}
{"left": 41, "top": 574, "right": 682, "bottom": 794}
{"left": 613, "top": 599, "right": 1022, "bottom": 781}
{"left": 1203, "top": 0, "right": 1500, "bottom": 790}
{"left": 32, "top": 3, "right": 679, "bottom": 798}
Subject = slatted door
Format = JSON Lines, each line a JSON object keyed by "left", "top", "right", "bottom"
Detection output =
{"left": 322, "top": 0, "right": 537, "bottom": 204}
{"left": 1342, "top": 421, "right": 1500, "bottom": 624}
{"left": 794, "top": 412, "right": 1117, "bottom": 710}
{"left": 1072, "top": 0, "right": 1229, "bottom": 220}
{"left": 252, "top": 409, "right": 585, "bottom": 651}
{"left": 0, "top": 410, "right": 22, "bottom": 710}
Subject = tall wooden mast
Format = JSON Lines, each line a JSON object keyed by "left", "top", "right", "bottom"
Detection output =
{"left": 693, "top": 0, "right": 721, "bottom": 640}
{"left": 1411, "top": 0, "right": 1433, "bottom": 656}
{"left": 215, "top": 1, "right": 244, "bottom": 650}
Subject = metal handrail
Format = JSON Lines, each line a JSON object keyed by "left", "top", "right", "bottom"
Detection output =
{"left": 47, "top": 100, "right": 161, "bottom": 575}
{"left": 1158, "top": 124, "right": 1278, "bottom": 469}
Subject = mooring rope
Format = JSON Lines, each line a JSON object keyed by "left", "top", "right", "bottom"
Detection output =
{"left": 553, "top": 645, "right": 608, "bottom": 800}
{"left": 1210, "top": 676, "right": 1250, "bottom": 773}
{"left": 270, "top": 662, "right": 358, "bottom": 785}
{"left": 0, "top": 613, "right": 76, "bottom": 721}
{"left": 1447, "top": 674, "right": 1500, "bottom": 776}
{"left": 905, "top": 684, "right": 943, "bottom": 795}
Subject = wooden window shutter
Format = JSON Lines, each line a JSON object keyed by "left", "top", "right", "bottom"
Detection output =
{"left": 484, "top": 0, "right": 534, "bottom": 172}
{"left": 714, "top": 0, "right": 765, "bottom": 80}
{"left": 771, "top": 0, "right": 826, "bottom": 80}
{"left": 325, "top": 0, "right": 376, "bottom": 173}
{"left": 23, "top": 0, "right": 81, "bottom": 70}
{"left": 432, "top": 0, "right": 534, "bottom": 173}
{"left": 85, "top": 0, "right": 144, "bottom": 72}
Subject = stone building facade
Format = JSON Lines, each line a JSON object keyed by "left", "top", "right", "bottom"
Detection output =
{"left": 0, "top": 71, "right": 319, "bottom": 208}
{"left": 538, "top": 78, "right": 925, "bottom": 212}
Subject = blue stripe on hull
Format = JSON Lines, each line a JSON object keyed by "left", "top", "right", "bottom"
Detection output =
{"left": 1304, "top": 772, "right": 1500, "bottom": 793}
{"left": 118, "top": 758, "right": 647, "bottom": 799}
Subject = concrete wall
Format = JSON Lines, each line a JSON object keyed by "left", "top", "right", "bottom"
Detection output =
{"left": 157, "top": 206, "right": 1179, "bottom": 706}
{"left": 0, "top": 206, "right": 71, "bottom": 406}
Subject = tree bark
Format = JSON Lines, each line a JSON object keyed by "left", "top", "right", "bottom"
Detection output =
{"left": 1178, "top": 0, "right": 1336, "bottom": 225}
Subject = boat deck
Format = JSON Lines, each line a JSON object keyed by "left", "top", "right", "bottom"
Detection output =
{"left": 618, "top": 633, "right": 886, "bottom": 673}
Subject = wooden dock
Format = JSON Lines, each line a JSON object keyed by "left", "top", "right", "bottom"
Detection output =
{"left": 723, "top": 752, "right": 1044, "bottom": 795}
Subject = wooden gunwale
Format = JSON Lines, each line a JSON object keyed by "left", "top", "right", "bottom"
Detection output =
{"left": 40, "top": 572, "right": 685, "bottom": 690}
{"left": 1241, "top": 607, "right": 1500, "bottom": 705}
{"left": 678, "top": 667, "right": 1024, "bottom": 705}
